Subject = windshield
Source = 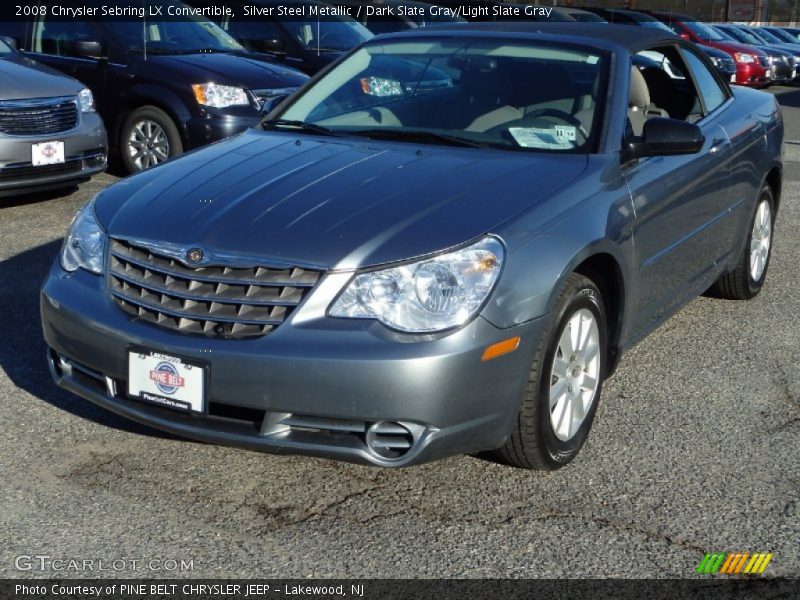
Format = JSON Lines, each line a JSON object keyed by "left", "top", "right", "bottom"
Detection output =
{"left": 106, "top": 17, "right": 243, "bottom": 54}
{"left": 717, "top": 26, "right": 755, "bottom": 43}
{"left": 765, "top": 28, "right": 796, "bottom": 43}
{"left": 754, "top": 28, "right": 782, "bottom": 43}
{"left": 613, "top": 10, "right": 674, "bottom": 33}
{"left": 684, "top": 21, "right": 726, "bottom": 42}
{"left": 281, "top": 18, "right": 372, "bottom": 52}
{"left": 276, "top": 40, "right": 607, "bottom": 153}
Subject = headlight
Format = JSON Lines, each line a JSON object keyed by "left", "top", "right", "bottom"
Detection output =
{"left": 61, "top": 201, "right": 106, "bottom": 274}
{"left": 78, "top": 88, "right": 95, "bottom": 113}
{"left": 330, "top": 237, "right": 504, "bottom": 333}
{"left": 734, "top": 52, "right": 756, "bottom": 64}
{"left": 192, "top": 83, "right": 250, "bottom": 108}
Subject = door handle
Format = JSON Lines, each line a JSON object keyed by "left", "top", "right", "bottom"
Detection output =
{"left": 710, "top": 139, "right": 726, "bottom": 154}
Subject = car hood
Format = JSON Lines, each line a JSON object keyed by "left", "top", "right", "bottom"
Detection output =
{"left": 131, "top": 52, "right": 308, "bottom": 89}
{"left": 0, "top": 54, "right": 83, "bottom": 99}
{"left": 95, "top": 130, "right": 588, "bottom": 270}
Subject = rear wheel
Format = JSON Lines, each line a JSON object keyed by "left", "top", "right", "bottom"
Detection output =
{"left": 120, "top": 106, "right": 183, "bottom": 174}
{"left": 498, "top": 273, "right": 607, "bottom": 470}
{"left": 712, "top": 185, "right": 775, "bottom": 300}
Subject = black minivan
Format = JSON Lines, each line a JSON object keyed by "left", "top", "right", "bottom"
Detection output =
{"left": 187, "top": 0, "right": 373, "bottom": 75}
{"left": 1, "top": 4, "right": 309, "bottom": 173}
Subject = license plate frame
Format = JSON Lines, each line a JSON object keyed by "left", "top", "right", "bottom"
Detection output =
{"left": 127, "top": 347, "right": 208, "bottom": 414}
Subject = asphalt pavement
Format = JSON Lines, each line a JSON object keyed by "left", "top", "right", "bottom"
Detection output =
{"left": 1, "top": 87, "right": 798, "bottom": 580}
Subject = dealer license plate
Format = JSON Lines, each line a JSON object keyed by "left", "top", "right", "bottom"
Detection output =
{"left": 31, "top": 140, "right": 65, "bottom": 166}
{"left": 128, "top": 349, "right": 205, "bottom": 413}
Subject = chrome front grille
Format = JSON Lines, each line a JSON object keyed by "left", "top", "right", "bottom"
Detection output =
{"left": 0, "top": 96, "right": 78, "bottom": 136}
{"left": 108, "top": 239, "right": 321, "bottom": 338}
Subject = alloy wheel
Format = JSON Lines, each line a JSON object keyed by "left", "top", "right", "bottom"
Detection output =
{"left": 127, "top": 119, "right": 170, "bottom": 171}
{"left": 549, "top": 308, "right": 601, "bottom": 442}
{"left": 750, "top": 199, "right": 772, "bottom": 282}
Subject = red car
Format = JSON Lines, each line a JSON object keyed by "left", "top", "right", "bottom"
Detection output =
{"left": 647, "top": 11, "right": 772, "bottom": 87}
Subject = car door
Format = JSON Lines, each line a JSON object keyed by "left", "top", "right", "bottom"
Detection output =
{"left": 624, "top": 45, "right": 733, "bottom": 334}
{"left": 26, "top": 17, "right": 108, "bottom": 106}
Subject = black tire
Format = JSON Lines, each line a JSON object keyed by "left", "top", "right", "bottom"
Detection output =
{"left": 119, "top": 106, "right": 183, "bottom": 174}
{"left": 498, "top": 273, "right": 608, "bottom": 470}
{"left": 712, "top": 185, "right": 776, "bottom": 300}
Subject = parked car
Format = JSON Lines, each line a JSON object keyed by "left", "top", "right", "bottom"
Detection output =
{"left": 712, "top": 24, "right": 797, "bottom": 84}
{"left": 577, "top": 8, "right": 653, "bottom": 25}
{"left": 645, "top": 12, "right": 772, "bottom": 87}
{"left": 761, "top": 25, "right": 800, "bottom": 45}
{"left": 42, "top": 24, "right": 782, "bottom": 470}
{"left": 778, "top": 27, "right": 800, "bottom": 42}
{"left": 583, "top": 11, "right": 737, "bottom": 81}
{"left": 551, "top": 8, "right": 605, "bottom": 22}
{"left": 0, "top": 36, "right": 106, "bottom": 197}
{"left": 188, "top": 0, "right": 373, "bottom": 74}
{"left": 333, "top": 0, "right": 466, "bottom": 35}
{"left": 0, "top": 2, "right": 309, "bottom": 174}
{"left": 749, "top": 26, "right": 800, "bottom": 57}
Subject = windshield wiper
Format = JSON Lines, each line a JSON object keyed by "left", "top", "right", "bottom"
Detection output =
{"left": 348, "top": 129, "right": 489, "bottom": 149}
{"left": 261, "top": 119, "right": 340, "bottom": 136}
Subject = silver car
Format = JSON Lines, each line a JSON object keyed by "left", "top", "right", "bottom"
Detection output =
{"left": 0, "top": 38, "right": 107, "bottom": 197}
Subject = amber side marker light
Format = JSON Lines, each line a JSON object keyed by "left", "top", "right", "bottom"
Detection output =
{"left": 481, "top": 337, "right": 521, "bottom": 362}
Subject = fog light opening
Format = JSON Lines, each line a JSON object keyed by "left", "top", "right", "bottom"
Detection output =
{"left": 365, "top": 421, "right": 415, "bottom": 460}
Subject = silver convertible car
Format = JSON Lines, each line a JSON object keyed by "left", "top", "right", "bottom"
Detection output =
{"left": 42, "top": 24, "right": 782, "bottom": 469}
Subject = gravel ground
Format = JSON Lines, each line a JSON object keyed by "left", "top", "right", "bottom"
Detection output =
{"left": 0, "top": 87, "right": 798, "bottom": 580}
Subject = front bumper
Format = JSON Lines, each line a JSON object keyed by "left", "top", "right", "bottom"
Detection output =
{"left": 734, "top": 63, "right": 772, "bottom": 87}
{"left": 183, "top": 107, "right": 261, "bottom": 150}
{"left": 41, "top": 264, "right": 545, "bottom": 467}
{"left": 0, "top": 112, "right": 107, "bottom": 196}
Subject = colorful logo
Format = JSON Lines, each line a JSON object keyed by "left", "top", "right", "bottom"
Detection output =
{"left": 42, "top": 143, "right": 58, "bottom": 158}
{"left": 696, "top": 552, "right": 773, "bottom": 575}
{"left": 185, "top": 247, "right": 204, "bottom": 264}
{"left": 149, "top": 362, "right": 185, "bottom": 395}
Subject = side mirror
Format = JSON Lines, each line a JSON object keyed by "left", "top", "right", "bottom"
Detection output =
{"left": 626, "top": 118, "right": 705, "bottom": 160}
{"left": 72, "top": 40, "right": 106, "bottom": 60}
{"left": 260, "top": 94, "right": 290, "bottom": 115}
{"left": 1, "top": 35, "right": 18, "bottom": 50}
{"left": 259, "top": 39, "right": 287, "bottom": 54}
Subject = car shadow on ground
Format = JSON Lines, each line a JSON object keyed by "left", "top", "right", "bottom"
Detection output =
{"left": 774, "top": 86, "right": 800, "bottom": 109}
{"left": 0, "top": 239, "right": 178, "bottom": 441}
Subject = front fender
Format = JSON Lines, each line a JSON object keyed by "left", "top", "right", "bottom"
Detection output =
{"left": 114, "top": 84, "right": 193, "bottom": 144}
{"left": 483, "top": 157, "right": 635, "bottom": 331}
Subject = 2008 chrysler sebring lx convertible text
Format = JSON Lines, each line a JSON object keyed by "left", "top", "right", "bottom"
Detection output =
{"left": 41, "top": 24, "right": 782, "bottom": 469}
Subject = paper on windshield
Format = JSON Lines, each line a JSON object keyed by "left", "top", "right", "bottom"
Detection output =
{"left": 509, "top": 127, "right": 576, "bottom": 150}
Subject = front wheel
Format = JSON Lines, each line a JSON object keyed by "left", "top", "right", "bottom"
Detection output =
{"left": 712, "top": 185, "right": 775, "bottom": 300}
{"left": 498, "top": 273, "right": 607, "bottom": 470}
{"left": 120, "top": 106, "right": 183, "bottom": 174}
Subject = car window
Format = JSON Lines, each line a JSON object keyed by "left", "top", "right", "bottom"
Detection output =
{"left": 221, "top": 18, "right": 287, "bottom": 53}
{"left": 32, "top": 19, "right": 100, "bottom": 57}
{"left": 680, "top": 47, "right": 727, "bottom": 114}
{"left": 683, "top": 21, "right": 726, "bottom": 42}
{"left": 104, "top": 18, "right": 243, "bottom": 54}
{"left": 278, "top": 40, "right": 608, "bottom": 153}
{"left": 629, "top": 47, "right": 704, "bottom": 137}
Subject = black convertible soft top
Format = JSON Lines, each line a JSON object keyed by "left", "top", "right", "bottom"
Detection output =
{"left": 379, "top": 22, "right": 679, "bottom": 52}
